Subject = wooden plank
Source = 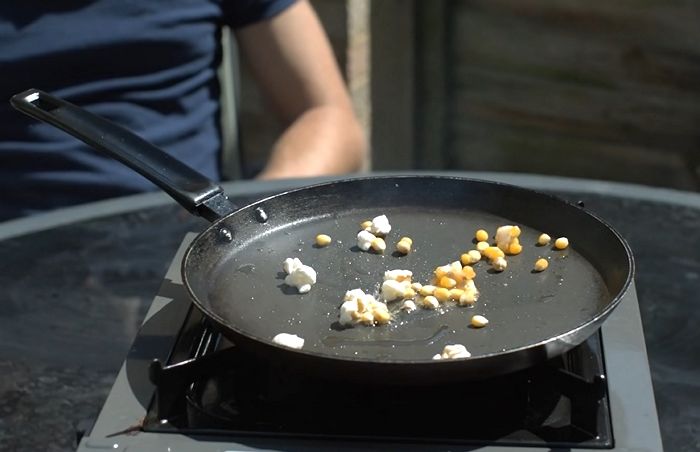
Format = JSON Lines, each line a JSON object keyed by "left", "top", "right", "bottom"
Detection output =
{"left": 369, "top": 0, "right": 416, "bottom": 170}
{"left": 440, "top": 0, "right": 700, "bottom": 189}
{"left": 414, "top": 1, "right": 447, "bottom": 169}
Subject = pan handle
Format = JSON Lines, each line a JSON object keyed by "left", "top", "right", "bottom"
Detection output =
{"left": 10, "top": 88, "right": 237, "bottom": 222}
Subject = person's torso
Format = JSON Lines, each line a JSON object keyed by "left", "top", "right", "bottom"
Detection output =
{"left": 0, "top": 0, "right": 224, "bottom": 219}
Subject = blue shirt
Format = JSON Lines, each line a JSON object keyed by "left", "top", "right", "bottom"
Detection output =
{"left": 0, "top": 0, "right": 295, "bottom": 220}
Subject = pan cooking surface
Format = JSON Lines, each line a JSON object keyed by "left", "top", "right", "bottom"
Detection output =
{"left": 204, "top": 206, "right": 610, "bottom": 362}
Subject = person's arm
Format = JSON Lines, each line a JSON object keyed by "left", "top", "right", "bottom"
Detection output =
{"left": 234, "top": 0, "right": 368, "bottom": 179}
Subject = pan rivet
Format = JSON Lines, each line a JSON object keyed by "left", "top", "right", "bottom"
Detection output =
{"left": 254, "top": 207, "right": 268, "bottom": 223}
{"left": 577, "top": 200, "right": 585, "bottom": 208}
{"left": 218, "top": 228, "right": 233, "bottom": 242}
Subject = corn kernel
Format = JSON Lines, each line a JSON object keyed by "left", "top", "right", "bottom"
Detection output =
{"left": 438, "top": 276, "right": 457, "bottom": 289}
{"left": 449, "top": 288, "right": 464, "bottom": 301}
{"left": 400, "top": 236, "right": 413, "bottom": 245}
{"left": 507, "top": 239, "right": 523, "bottom": 255}
{"left": 492, "top": 256, "right": 508, "bottom": 272}
{"left": 537, "top": 233, "right": 551, "bottom": 246}
{"left": 403, "top": 287, "right": 416, "bottom": 299}
{"left": 434, "top": 287, "right": 450, "bottom": 302}
{"left": 461, "top": 265, "right": 476, "bottom": 280}
{"left": 396, "top": 238, "right": 412, "bottom": 254}
{"left": 374, "top": 309, "right": 392, "bottom": 325}
{"left": 554, "top": 237, "right": 569, "bottom": 250}
{"left": 483, "top": 246, "right": 505, "bottom": 261}
{"left": 459, "top": 288, "right": 479, "bottom": 306}
{"left": 422, "top": 295, "right": 439, "bottom": 309}
{"left": 411, "top": 282, "right": 423, "bottom": 291}
{"left": 360, "top": 220, "right": 372, "bottom": 230}
{"left": 434, "top": 264, "right": 451, "bottom": 280}
{"left": 315, "top": 234, "right": 332, "bottom": 247}
{"left": 475, "top": 229, "right": 489, "bottom": 242}
{"left": 476, "top": 241, "right": 490, "bottom": 252}
{"left": 471, "top": 315, "right": 489, "bottom": 328}
{"left": 419, "top": 285, "right": 437, "bottom": 296}
{"left": 371, "top": 237, "right": 386, "bottom": 253}
{"left": 534, "top": 258, "right": 549, "bottom": 272}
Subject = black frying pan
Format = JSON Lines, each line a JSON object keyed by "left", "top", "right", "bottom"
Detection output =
{"left": 11, "top": 89, "right": 634, "bottom": 384}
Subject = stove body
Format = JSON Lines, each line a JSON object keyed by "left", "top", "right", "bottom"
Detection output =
{"left": 78, "top": 234, "right": 663, "bottom": 451}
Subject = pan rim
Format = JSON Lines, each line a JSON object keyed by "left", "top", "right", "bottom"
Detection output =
{"left": 181, "top": 174, "right": 635, "bottom": 366}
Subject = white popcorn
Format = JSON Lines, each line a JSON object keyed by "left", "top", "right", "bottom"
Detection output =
{"left": 421, "top": 296, "right": 440, "bottom": 310}
{"left": 401, "top": 299, "right": 417, "bottom": 313}
{"left": 381, "top": 279, "right": 408, "bottom": 301}
{"left": 369, "top": 214, "right": 392, "bottom": 236}
{"left": 384, "top": 269, "right": 413, "bottom": 282}
{"left": 432, "top": 344, "right": 471, "bottom": 360}
{"left": 356, "top": 230, "right": 376, "bottom": 251}
{"left": 272, "top": 333, "right": 305, "bottom": 349}
{"left": 339, "top": 289, "right": 390, "bottom": 326}
{"left": 282, "top": 257, "right": 303, "bottom": 275}
{"left": 283, "top": 258, "right": 317, "bottom": 293}
{"left": 339, "top": 299, "right": 360, "bottom": 326}
{"left": 344, "top": 288, "right": 366, "bottom": 301}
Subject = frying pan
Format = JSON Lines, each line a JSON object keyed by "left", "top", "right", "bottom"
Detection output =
{"left": 11, "top": 89, "right": 634, "bottom": 384}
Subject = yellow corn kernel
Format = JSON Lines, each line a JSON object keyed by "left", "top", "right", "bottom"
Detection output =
{"left": 537, "top": 233, "right": 551, "bottom": 246}
{"left": 400, "top": 236, "right": 413, "bottom": 245}
{"left": 464, "top": 250, "right": 481, "bottom": 264}
{"left": 476, "top": 241, "right": 490, "bottom": 252}
{"left": 492, "top": 256, "right": 508, "bottom": 272}
{"left": 475, "top": 229, "right": 489, "bottom": 242}
{"left": 403, "top": 288, "right": 416, "bottom": 299}
{"left": 483, "top": 246, "right": 505, "bottom": 261}
{"left": 434, "top": 287, "right": 450, "bottom": 302}
{"left": 449, "top": 288, "right": 464, "bottom": 301}
{"left": 411, "top": 282, "right": 423, "bottom": 291}
{"left": 438, "top": 276, "right": 457, "bottom": 289}
{"left": 459, "top": 288, "right": 479, "bottom": 306}
{"left": 434, "top": 264, "right": 451, "bottom": 280}
{"left": 554, "top": 237, "right": 569, "bottom": 250}
{"left": 471, "top": 315, "right": 489, "bottom": 328}
{"left": 419, "top": 285, "right": 436, "bottom": 296}
{"left": 315, "top": 234, "right": 332, "bottom": 247}
{"left": 396, "top": 238, "right": 412, "bottom": 255}
{"left": 534, "top": 258, "right": 549, "bottom": 272}
{"left": 371, "top": 237, "right": 386, "bottom": 253}
{"left": 507, "top": 238, "right": 523, "bottom": 255}
{"left": 421, "top": 295, "right": 440, "bottom": 309}
{"left": 374, "top": 309, "right": 392, "bottom": 325}
{"left": 461, "top": 265, "right": 476, "bottom": 280}
{"left": 360, "top": 220, "right": 372, "bottom": 230}
{"left": 358, "top": 311, "right": 375, "bottom": 325}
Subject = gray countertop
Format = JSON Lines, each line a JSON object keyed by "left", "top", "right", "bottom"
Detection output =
{"left": 0, "top": 171, "right": 698, "bottom": 452}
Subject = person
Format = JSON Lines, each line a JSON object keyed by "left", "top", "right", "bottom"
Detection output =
{"left": 0, "top": 0, "right": 367, "bottom": 221}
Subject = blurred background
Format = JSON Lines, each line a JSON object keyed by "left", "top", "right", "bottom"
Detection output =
{"left": 229, "top": 0, "right": 700, "bottom": 190}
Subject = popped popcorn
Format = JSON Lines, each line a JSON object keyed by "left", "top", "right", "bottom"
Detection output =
{"left": 339, "top": 289, "right": 391, "bottom": 326}
{"left": 282, "top": 258, "right": 317, "bottom": 293}
{"left": 432, "top": 344, "right": 471, "bottom": 360}
{"left": 272, "top": 333, "right": 305, "bottom": 349}
{"left": 368, "top": 214, "right": 392, "bottom": 236}
{"left": 357, "top": 230, "right": 376, "bottom": 251}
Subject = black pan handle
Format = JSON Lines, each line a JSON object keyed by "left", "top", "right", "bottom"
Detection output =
{"left": 10, "top": 88, "right": 237, "bottom": 222}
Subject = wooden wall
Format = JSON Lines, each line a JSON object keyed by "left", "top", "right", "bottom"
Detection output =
{"left": 411, "top": 0, "right": 700, "bottom": 189}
